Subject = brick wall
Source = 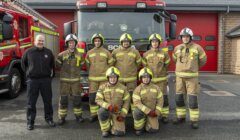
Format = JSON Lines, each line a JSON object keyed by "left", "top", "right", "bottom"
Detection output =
{"left": 219, "top": 12, "right": 240, "bottom": 74}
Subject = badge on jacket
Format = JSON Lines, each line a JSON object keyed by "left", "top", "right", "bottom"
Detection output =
{"left": 44, "top": 54, "right": 48, "bottom": 58}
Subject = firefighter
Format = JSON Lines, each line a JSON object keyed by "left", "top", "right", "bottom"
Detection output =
{"left": 95, "top": 66, "right": 130, "bottom": 137}
{"left": 112, "top": 33, "right": 142, "bottom": 111}
{"left": 132, "top": 67, "right": 163, "bottom": 136}
{"left": 142, "top": 33, "right": 170, "bottom": 123}
{"left": 56, "top": 34, "right": 85, "bottom": 125}
{"left": 86, "top": 33, "right": 114, "bottom": 122}
{"left": 172, "top": 27, "right": 207, "bottom": 129}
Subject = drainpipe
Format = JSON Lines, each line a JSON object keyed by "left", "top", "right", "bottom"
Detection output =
{"left": 219, "top": 5, "right": 230, "bottom": 74}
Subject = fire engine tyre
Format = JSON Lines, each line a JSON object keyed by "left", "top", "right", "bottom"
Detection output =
{"left": 6, "top": 68, "right": 22, "bottom": 98}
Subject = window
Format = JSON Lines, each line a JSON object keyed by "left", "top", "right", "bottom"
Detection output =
{"left": 205, "top": 46, "right": 216, "bottom": 51}
{"left": 205, "top": 35, "right": 216, "bottom": 41}
{"left": 19, "top": 17, "right": 29, "bottom": 38}
{"left": 192, "top": 35, "right": 202, "bottom": 41}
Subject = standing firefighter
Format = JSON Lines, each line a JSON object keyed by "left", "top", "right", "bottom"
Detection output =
{"left": 132, "top": 68, "right": 163, "bottom": 136}
{"left": 56, "top": 34, "right": 85, "bottom": 125}
{"left": 96, "top": 67, "right": 130, "bottom": 137}
{"left": 172, "top": 27, "right": 207, "bottom": 129}
{"left": 142, "top": 33, "right": 170, "bottom": 123}
{"left": 112, "top": 33, "right": 142, "bottom": 111}
{"left": 86, "top": 33, "right": 114, "bottom": 122}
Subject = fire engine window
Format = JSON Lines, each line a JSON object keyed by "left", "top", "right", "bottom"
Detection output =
{"left": 78, "top": 12, "right": 165, "bottom": 43}
{"left": 205, "top": 35, "right": 216, "bottom": 41}
{"left": 19, "top": 17, "right": 28, "bottom": 38}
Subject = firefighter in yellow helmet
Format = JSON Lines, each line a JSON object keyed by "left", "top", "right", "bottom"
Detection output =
{"left": 142, "top": 33, "right": 171, "bottom": 123}
{"left": 95, "top": 66, "right": 130, "bottom": 137}
{"left": 132, "top": 67, "right": 163, "bottom": 136}
{"left": 86, "top": 33, "right": 114, "bottom": 122}
{"left": 172, "top": 27, "right": 207, "bottom": 129}
{"left": 112, "top": 33, "right": 142, "bottom": 111}
{"left": 56, "top": 34, "right": 85, "bottom": 125}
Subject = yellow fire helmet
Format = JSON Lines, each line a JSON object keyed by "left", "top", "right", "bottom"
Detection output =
{"left": 149, "top": 33, "right": 162, "bottom": 43}
{"left": 138, "top": 67, "right": 153, "bottom": 79}
{"left": 119, "top": 33, "right": 132, "bottom": 44}
{"left": 106, "top": 66, "right": 120, "bottom": 78}
{"left": 91, "top": 33, "right": 105, "bottom": 45}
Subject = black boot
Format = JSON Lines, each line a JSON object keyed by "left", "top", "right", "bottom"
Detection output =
{"left": 172, "top": 118, "right": 186, "bottom": 124}
{"left": 46, "top": 120, "right": 56, "bottom": 127}
{"left": 112, "top": 130, "right": 125, "bottom": 137}
{"left": 58, "top": 118, "right": 66, "bottom": 125}
{"left": 27, "top": 122, "right": 34, "bottom": 130}
{"left": 161, "top": 117, "right": 169, "bottom": 124}
{"left": 89, "top": 116, "right": 98, "bottom": 123}
{"left": 135, "top": 130, "right": 144, "bottom": 136}
{"left": 191, "top": 121, "right": 199, "bottom": 129}
{"left": 76, "top": 116, "right": 84, "bottom": 123}
{"left": 102, "top": 131, "right": 110, "bottom": 138}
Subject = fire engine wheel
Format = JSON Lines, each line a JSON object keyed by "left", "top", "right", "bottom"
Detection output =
{"left": 6, "top": 68, "right": 22, "bottom": 98}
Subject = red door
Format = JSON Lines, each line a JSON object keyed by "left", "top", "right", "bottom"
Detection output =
{"left": 168, "top": 12, "right": 218, "bottom": 72}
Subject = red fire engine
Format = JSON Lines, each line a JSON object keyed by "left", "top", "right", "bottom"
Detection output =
{"left": 64, "top": 0, "right": 177, "bottom": 96}
{"left": 0, "top": 0, "right": 59, "bottom": 98}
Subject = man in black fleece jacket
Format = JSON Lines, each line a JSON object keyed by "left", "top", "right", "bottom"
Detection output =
{"left": 21, "top": 34, "right": 56, "bottom": 130}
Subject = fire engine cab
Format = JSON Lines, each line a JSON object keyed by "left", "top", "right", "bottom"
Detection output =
{"left": 0, "top": 0, "right": 59, "bottom": 98}
{"left": 64, "top": 0, "right": 177, "bottom": 96}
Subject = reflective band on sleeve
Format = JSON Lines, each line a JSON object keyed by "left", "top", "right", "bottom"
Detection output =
{"left": 152, "top": 76, "right": 168, "bottom": 82}
{"left": 119, "top": 77, "right": 137, "bottom": 82}
{"left": 132, "top": 94, "right": 141, "bottom": 100}
{"left": 89, "top": 53, "right": 96, "bottom": 58}
{"left": 100, "top": 53, "right": 107, "bottom": 58}
{"left": 116, "top": 88, "right": 124, "bottom": 94}
{"left": 128, "top": 52, "right": 136, "bottom": 58}
{"left": 123, "top": 94, "right": 130, "bottom": 101}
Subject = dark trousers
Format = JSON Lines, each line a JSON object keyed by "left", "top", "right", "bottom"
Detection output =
{"left": 26, "top": 78, "right": 53, "bottom": 124}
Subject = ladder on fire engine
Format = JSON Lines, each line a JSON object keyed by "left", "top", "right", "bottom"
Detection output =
{"left": 1, "top": 0, "right": 57, "bottom": 29}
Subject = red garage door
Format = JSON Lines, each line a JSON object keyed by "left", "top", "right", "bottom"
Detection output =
{"left": 168, "top": 12, "right": 218, "bottom": 72}
{"left": 37, "top": 10, "right": 75, "bottom": 52}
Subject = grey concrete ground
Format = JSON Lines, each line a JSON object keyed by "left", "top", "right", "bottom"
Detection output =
{"left": 0, "top": 73, "right": 240, "bottom": 140}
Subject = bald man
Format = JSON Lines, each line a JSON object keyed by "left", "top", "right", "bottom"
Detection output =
{"left": 21, "top": 35, "right": 56, "bottom": 130}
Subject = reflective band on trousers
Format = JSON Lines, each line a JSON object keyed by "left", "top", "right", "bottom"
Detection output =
{"left": 175, "top": 72, "right": 199, "bottom": 77}
{"left": 134, "top": 118, "right": 145, "bottom": 129}
{"left": 119, "top": 77, "right": 137, "bottom": 82}
{"left": 58, "top": 109, "right": 67, "bottom": 116}
{"left": 100, "top": 119, "right": 111, "bottom": 131}
{"left": 60, "top": 78, "right": 80, "bottom": 82}
{"left": 176, "top": 107, "right": 187, "bottom": 117}
{"left": 90, "top": 105, "right": 99, "bottom": 114}
{"left": 189, "top": 109, "right": 199, "bottom": 121}
{"left": 161, "top": 107, "right": 169, "bottom": 117}
{"left": 73, "top": 108, "right": 82, "bottom": 115}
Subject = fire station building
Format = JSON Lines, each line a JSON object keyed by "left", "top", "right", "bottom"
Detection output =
{"left": 24, "top": 0, "right": 240, "bottom": 74}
